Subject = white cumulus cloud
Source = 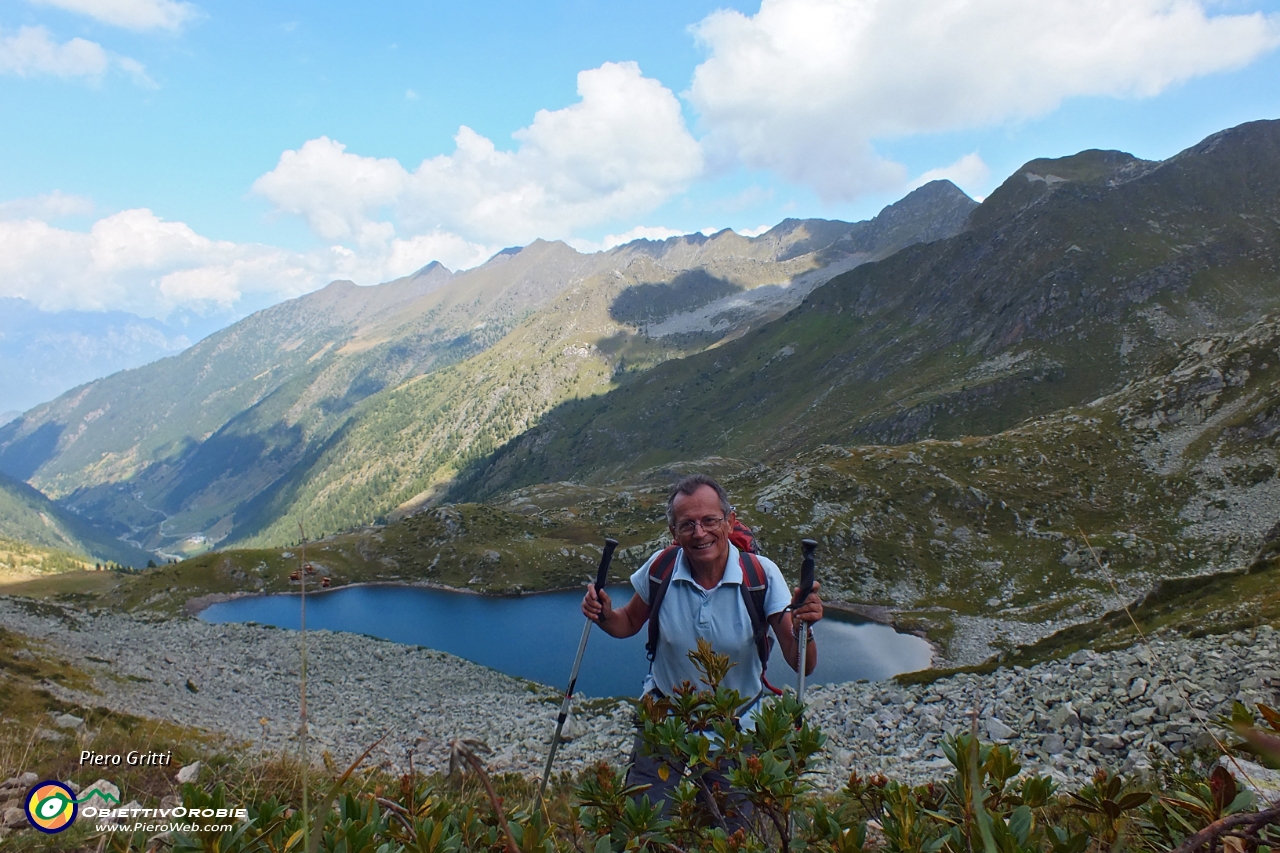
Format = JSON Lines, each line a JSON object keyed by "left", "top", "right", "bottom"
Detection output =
{"left": 252, "top": 137, "right": 408, "bottom": 244}
{"left": 688, "top": 0, "right": 1280, "bottom": 200}
{"left": 0, "top": 191, "right": 95, "bottom": 220}
{"left": 0, "top": 25, "right": 107, "bottom": 77}
{"left": 0, "top": 24, "right": 153, "bottom": 84}
{"left": 0, "top": 206, "right": 496, "bottom": 319}
{"left": 255, "top": 61, "right": 703, "bottom": 249}
{"left": 0, "top": 209, "right": 323, "bottom": 317}
{"left": 29, "top": 0, "right": 201, "bottom": 32}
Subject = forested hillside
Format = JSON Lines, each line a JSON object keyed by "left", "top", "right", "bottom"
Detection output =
{"left": 0, "top": 472, "right": 150, "bottom": 565}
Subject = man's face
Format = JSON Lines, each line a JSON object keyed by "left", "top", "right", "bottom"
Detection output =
{"left": 669, "top": 484, "right": 735, "bottom": 575}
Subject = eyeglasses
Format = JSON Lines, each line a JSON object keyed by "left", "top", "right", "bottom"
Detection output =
{"left": 675, "top": 515, "right": 725, "bottom": 535}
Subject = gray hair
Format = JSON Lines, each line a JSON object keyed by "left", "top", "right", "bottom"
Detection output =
{"left": 666, "top": 474, "right": 732, "bottom": 527}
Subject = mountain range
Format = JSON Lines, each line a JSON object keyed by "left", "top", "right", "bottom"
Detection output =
{"left": 454, "top": 121, "right": 1280, "bottom": 500}
{"left": 91, "top": 306, "right": 1280, "bottom": 665}
{"left": 0, "top": 179, "right": 975, "bottom": 557}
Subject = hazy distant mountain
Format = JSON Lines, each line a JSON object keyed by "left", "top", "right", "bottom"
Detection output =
{"left": 0, "top": 182, "right": 975, "bottom": 553}
{"left": 0, "top": 298, "right": 193, "bottom": 413}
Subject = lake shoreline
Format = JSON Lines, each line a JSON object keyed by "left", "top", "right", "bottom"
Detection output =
{"left": 183, "top": 553, "right": 940, "bottom": 663}
{"left": 194, "top": 582, "right": 935, "bottom": 694}
{"left": 4, "top": 596, "right": 1275, "bottom": 795}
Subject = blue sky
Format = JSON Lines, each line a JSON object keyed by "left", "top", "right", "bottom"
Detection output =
{"left": 2, "top": 0, "right": 1279, "bottom": 323}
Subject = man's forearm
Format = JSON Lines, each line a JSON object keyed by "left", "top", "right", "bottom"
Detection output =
{"left": 599, "top": 604, "right": 645, "bottom": 638}
{"left": 793, "top": 628, "right": 817, "bottom": 675}
{"left": 597, "top": 608, "right": 626, "bottom": 637}
{"left": 775, "top": 614, "right": 817, "bottom": 675}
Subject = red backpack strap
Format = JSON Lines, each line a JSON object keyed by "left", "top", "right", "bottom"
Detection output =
{"left": 737, "top": 551, "right": 781, "bottom": 693}
{"left": 645, "top": 547, "right": 680, "bottom": 663}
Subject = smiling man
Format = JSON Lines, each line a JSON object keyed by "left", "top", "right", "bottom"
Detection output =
{"left": 580, "top": 472, "right": 823, "bottom": 814}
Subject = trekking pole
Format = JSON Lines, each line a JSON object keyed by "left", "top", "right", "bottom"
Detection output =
{"left": 795, "top": 538, "right": 817, "bottom": 703}
{"left": 538, "top": 537, "right": 619, "bottom": 801}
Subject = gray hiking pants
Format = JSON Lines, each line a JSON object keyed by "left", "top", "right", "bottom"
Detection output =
{"left": 624, "top": 733, "right": 754, "bottom": 833}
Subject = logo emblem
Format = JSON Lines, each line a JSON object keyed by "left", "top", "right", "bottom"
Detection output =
{"left": 25, "top": 780, "right": 78, "bottom": 834}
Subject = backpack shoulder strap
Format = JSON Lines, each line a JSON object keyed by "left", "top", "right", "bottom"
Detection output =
{"left": 737, "top": 551, "right": 770, "bottom": 666}
{"left": 645, "top": 546, "right": 680, "bottom": 663}
{"left": 738, "top": 551, "right": 783, "bottom": 695}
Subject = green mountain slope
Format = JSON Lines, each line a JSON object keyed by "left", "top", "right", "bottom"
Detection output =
{"left": 0, "top": 473, "right": 151, "bottom": 566}
{"left": 452, "top": 119, "right": 1280, "bottom": 501}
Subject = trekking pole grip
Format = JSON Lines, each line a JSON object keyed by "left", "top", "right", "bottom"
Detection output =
{"left": 796, "top": 538, "right": 817, "bottom": 608}
{"left": 595, "top": 538, "right": 619, "bottom": 592}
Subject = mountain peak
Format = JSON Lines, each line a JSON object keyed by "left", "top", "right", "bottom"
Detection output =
{"left": 969, "top": 149, "right": 1153, "bottom": 231}
{"left": 412, "top": 261, "right": 453, "bottom": 279}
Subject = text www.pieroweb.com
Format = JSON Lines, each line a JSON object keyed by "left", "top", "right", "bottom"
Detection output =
{"left": 84, "top": 805, "right": 246, "bottom": 833}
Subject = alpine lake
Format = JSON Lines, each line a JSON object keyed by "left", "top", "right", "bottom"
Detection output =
{"left": 200, "top": 584, "right": 934, "bottom": 698}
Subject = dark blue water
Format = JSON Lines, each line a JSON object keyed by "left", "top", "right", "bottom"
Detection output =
{"left": 200, "top": 584, "right": 933, "bottom": 698}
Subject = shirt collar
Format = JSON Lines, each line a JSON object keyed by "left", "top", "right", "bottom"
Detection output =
{"left": 675, "top": 542, "right": 742, "bottom": 590}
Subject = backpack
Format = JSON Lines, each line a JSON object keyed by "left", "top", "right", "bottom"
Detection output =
{"left": 644, "top": 528, "right": 783, "bottom": 695}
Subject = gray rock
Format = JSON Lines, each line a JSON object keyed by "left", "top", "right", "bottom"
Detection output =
{"left": 1049, "top": 705, "right": 1081, "bottom": 731}
{"left": 52, "top": 713, "right": 84, "bottom": 730}
{"left": 1128, "top": 707, "right": 1157, "bottom": 726}
{"left": 1043, "top": 734, "right": 1067, "bottom": 754}
{"left": 1095, "top": 734, "right": 1124, "bottom": 750}
{"left": 175, "top": 762, "right": 200, "bottom": 784}
{"left": 984, "top": 716, "right": 1015, "bottom": 741}
{"left": 112, "top": 801, "right": 143, "bottom": 824}
{"left": 0, "top": 772, "right": 37, "bottom": 791}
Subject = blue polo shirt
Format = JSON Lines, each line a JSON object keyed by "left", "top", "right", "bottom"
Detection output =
{"left": 630, "top": 544, "right": 791, "bottom": 705}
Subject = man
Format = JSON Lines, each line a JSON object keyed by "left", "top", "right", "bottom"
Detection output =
{"left": 580, "top": 473, "right": 823, "bottom": 814}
